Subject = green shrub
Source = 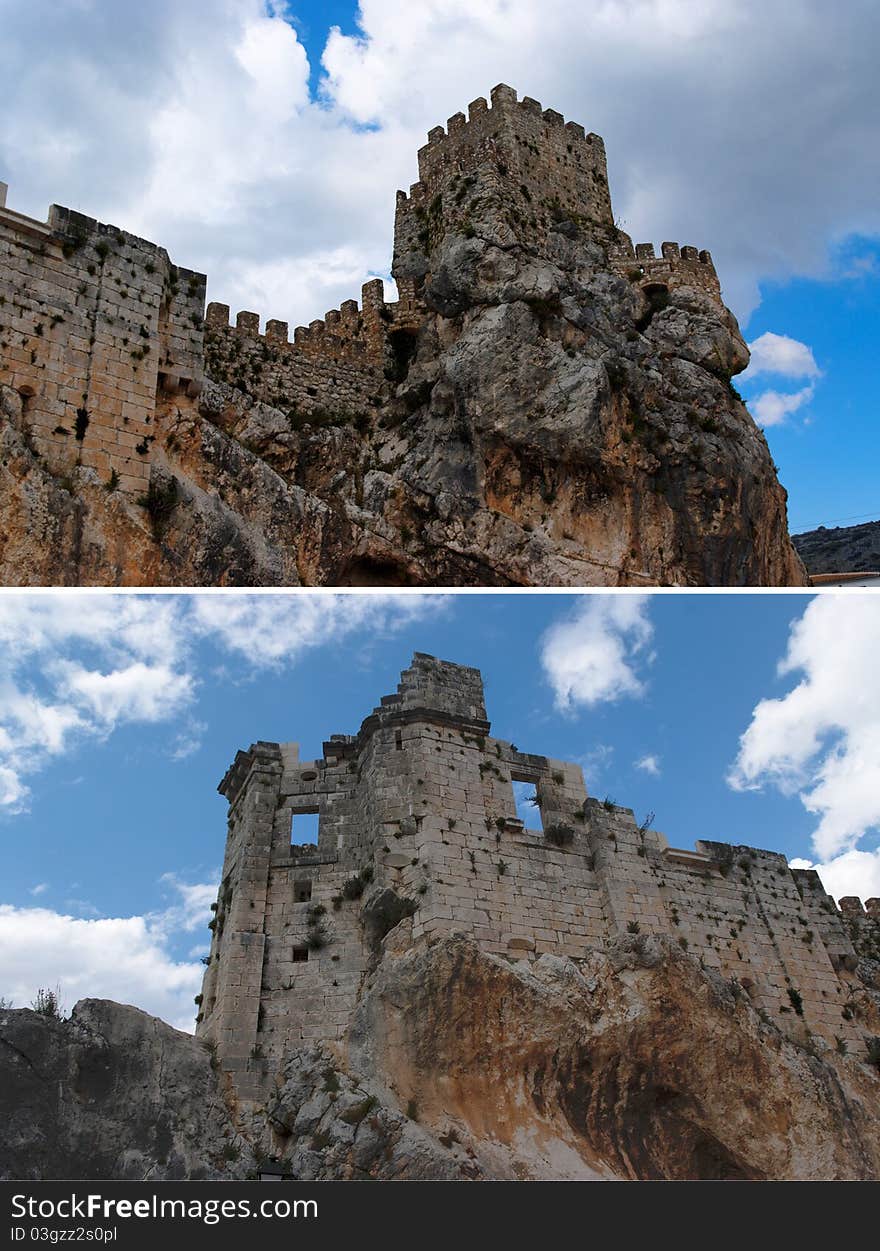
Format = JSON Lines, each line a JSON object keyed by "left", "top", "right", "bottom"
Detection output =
{"left": 544, "top": 823, "right": 575, "bottom": 847}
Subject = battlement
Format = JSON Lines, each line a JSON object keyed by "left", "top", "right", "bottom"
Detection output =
{"left": 400, "top": 83, "right": 608, "bottom": 203}
{"left": 197, "top": 657, "right": 879, "bottom": 1106}
{"left": 202, "top": 273, "right": 426, "bottom": 421}
{"left": 392, "top": 84, "right": 613, "bottom": 290}
{"left": 2, "top": 86, "right": 741, "bottom": 502}
{"left": 609, "top": 234, "right": 722, "bottom": 303}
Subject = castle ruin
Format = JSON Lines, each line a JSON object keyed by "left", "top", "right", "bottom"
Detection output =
{"left": 197, "top": 654, "right": 879, "bottom": 1106}
{"left": 0, "top": 84, "right": 723, "bottom": 497}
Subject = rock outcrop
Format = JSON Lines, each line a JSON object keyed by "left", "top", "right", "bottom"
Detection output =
{"left": 0, "top": 999, "right": 252, "bottom": 1180}
{"left": 793, "top": 519, "right": 880, "bottom": 577}
{"left": 3, "top": 932, "right": 878, "bottom": 1180}
{"left": 0, "top": 86, "right": 808, "bottom": 587}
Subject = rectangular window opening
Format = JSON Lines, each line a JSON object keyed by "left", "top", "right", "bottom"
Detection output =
{"left": 292, "top": 946, "right": 309, "bottom": 963}
{"left": 290, "top": 810, "right": 320, "bottom": 847}
{"left": 293, "top": 879, "right": 312, "bottom": 903}
{"left": 512, "top": 780, "right": 543, "bottom": 831}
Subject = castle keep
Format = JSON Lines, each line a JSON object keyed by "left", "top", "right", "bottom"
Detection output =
{"left": 0, "top": 84, "right": 723, "bottom": 493}
{"left": 197, "top": 655, "right": 879, "bottom": 1105}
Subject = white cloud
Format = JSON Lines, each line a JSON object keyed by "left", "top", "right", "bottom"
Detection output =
{"left": 0, "top": 905, "right": 204, "bottom": 1032}
{"left": 750, "top": 384, "right": 816, "bottom": 428}
{"left": 541, "top": 595, "right": 653, "bottom": 711}
{"left": 28, "top": 883, "right": 48, "bottom": 897}
{"left": 729, "top": 595, "right": 880, "bottom": 862}
{"left": 56, "top": 662, "right": 193, "bottom": 726}
{"left": 743, "top": 332, "right": 821, "bottom": 381}
{"left": 0, "top": 874, "right": 218, "bottom": 1029}
{"left": 170, "top": 719, "right": 208, "bottom": 762}
{"left": 0, "top": 764, "right": 28, "bottom": 813}
{"left": 578, "top": 743, "right": 615, "bottom": 789}
{"left": 155, "top": 874, "right": 219, "bottom": 937}
{"left": 189, "top": 592, "right": 448, "bottom": 667}
{"left": 0, "top": 1, "right": 878, "bottom": 327}
{"left": 0, "top": 597, "right": 194, "bottom": 816}
{"left": 789, "top": 850, "right": 880, "bottom": 907}
{"left": 635, "top": 753, "right": 661, "bottom": 776}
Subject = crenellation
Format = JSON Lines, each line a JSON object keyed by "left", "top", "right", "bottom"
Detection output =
{"left": 197, "top": 655, "right": 877, "bottom": 1109}
{"left": 609, "top": 231, "right": 722, "bottom": 302}
{"left": 3, "top": 86, "right": 741, "bottom": 503}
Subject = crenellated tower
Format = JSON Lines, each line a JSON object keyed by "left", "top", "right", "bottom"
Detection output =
{"left": 392, "top": 83, "right": 613, "bottom": 300}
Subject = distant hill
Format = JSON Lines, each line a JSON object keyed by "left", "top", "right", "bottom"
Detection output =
{"left": 793, "top": 519, "right": 880, "bottom": 575}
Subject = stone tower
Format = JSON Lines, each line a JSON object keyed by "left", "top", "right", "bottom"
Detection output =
{"left": 197, "top": 655, "right": 874, "bottom": 1108}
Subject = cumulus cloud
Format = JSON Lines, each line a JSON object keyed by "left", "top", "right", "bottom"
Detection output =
{"left": 635, "top": 753, "right": 661, "bottom": 776}
{"left": 0, "top": 905, "right": 204, "bottom": 1032}
{"left": 0, "top": 592, "right": 447, "bottom": 816}
{"left": 729, "top": 595, "right": 880, "bottom": 863}
{"left": 189, "top": 591, "right": 447, "bottom": 668}
{"left": 1, "top": 1, "right": 878, "bottom": 327}
{"left": 0, "top": 874, "right": 218, "bottom": 1030}
{"left": 541, "top": 595, "right": 653, "bottom": 711}
{"left": 744, "top": 332, "right": 821, "bottom": 381}
{"left": 750, "top": 384, "right": 816, "bottom": 428}
{"left": 56, "top": 662, "right": 194, "bottom": 726}
{"left": 789, "top": 850, "right": 880, "bottom": 906}
{"left": 742, "top": 334, "right": 821, "bottom": 427}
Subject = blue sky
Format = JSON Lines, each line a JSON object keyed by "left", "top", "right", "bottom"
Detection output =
{"left": 738, "top": 236, "right": 880, "bottom": 533}
{"left": 1, "top": 590, "right": 878, "bottom": 1028}
{"left": 1, "top": 0, "right": 877, "bottom": 533}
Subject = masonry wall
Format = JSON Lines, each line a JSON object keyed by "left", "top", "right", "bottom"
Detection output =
{"left": 393, "top": 83, "right": 613, "bottom": 287}
{"left": 2, "top": 86, "right": 736, "bottom": 495}
{"left": 609, "top": 233, "right": 723, "bottom": 304}
{"left": 197, "top": 656, "right": 877, "bottom": 1108}
{"left": 202, "top": 279, "right": 391, "bottom": 424}
{"left": 0, "top": 185, "right": 204, "bottom": 493}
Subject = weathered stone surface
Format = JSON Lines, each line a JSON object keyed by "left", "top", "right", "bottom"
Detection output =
{"left": 198, "top": 654, "right": 879, "bottom": 1095}
{"left": 264, "top": 1046, "right": 470, "bottom": 1180}
{"left": 3, "top": 917, "right": 879, "bottom": 1179}
{"left": 348, "top": 933, "right": 880, "bottom": 1180}
{"left": 0, "top": 87, "right": 808, "bottom": 586}
{"left": 0, "top": 1000, "right": 251, "bottom": 1180}
{"left": 794, "top": 519, "right": 880, "bottom": 576}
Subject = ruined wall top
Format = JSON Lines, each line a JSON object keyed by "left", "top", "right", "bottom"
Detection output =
{"left": 370, "top": 653, "right": 487, "bottom": 724}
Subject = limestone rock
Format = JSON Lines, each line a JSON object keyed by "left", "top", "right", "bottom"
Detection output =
{"left": 0, "top": 87, "right": 809, "bottom": 586}
{"left": 793, "top": 519, "right": 880, "bottom": 577}
{"left": 0, "top": 999, "right": 251, "bottom": 1180}
{"left": 348, "top": 933, "right": 880, "bottom": 1180}
{"left": 3, "top": 933, "right": 879, "bottom": 1180}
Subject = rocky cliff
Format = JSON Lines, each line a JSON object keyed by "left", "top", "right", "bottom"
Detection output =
{"left": 0, "top": 87, "right": 808, "bottom": 587}
{"left": 3, "top": 931, "right": 878, "bottom": 1181}
{"left": 793, "top": 519, "right": 880, "bottom": 577}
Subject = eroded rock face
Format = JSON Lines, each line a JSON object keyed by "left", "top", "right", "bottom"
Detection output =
{"left": 0, "top": 210, "right": 807, "bottom": 586}
{"left": 3, "top": 934, "right": 878, "bottom": 1180}
{"left": 793, "top": 519, "right": 880, "bottom": 576}
{"left": 347, "top": 933, "right": 879, "bottom": 1181}
{"left": 0, "top": 1000, "right": 252, "bottom": 1180}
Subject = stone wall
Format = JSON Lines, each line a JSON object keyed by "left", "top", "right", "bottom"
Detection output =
{"left": 609, "top": 234, "right": 723, "bottom": 304}
{"left": 0, "top": 183, "right": 204, "bottom": 493}
{"left": 1, "top": 85, "right": 737, "bottom": 501}
{"left": 198, "top": 655, "right": 875, "bottom": 1105}
{"left": 392, "top": 83, "right": 613, "bottom": 288}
